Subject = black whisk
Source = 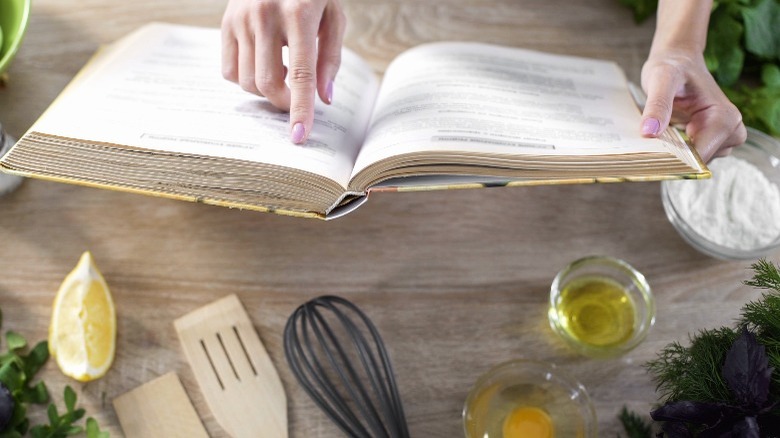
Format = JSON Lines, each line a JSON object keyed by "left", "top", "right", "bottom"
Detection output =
{"left": 283, "top": 295, "right": 410, "bottom": 438}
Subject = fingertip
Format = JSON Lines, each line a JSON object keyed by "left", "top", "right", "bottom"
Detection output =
{"left": 291, "top": 122, "right": 307, "bottom": 144}
{"left": 641, "top": 117, "right": 661, "bottom": 137}
{"left": 319, "top": 79, "right": 334, "bottom": 105}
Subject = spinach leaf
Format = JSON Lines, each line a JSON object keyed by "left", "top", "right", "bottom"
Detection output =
{"left": 741, "top": 0, "right": 780, "bottom": 59}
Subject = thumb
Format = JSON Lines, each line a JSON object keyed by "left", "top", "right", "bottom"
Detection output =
{"left": 640, "top": 64, "right": 682, "bottom": 137}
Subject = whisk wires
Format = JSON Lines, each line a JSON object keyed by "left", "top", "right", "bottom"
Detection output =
{"left": 284, "top": 296, "right": 410, "bottom": 438}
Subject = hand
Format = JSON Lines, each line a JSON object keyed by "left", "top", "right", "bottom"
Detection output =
{"left": 640, "top": 49, "right": 746, "bottom": 162}
{"left": 221, "top": 0, "right": 347, "bottom": 144}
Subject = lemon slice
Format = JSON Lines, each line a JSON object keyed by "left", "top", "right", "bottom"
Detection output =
{"left": 49, "top": 251, "right": 116, "bottom": 381}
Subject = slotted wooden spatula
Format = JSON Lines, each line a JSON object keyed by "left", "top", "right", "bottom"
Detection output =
{"left": 175, "top": 294, "right": 287, "bottom": 438}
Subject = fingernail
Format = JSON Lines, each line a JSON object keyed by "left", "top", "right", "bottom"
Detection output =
{"left": 291, "top": 123, "right": 306, "bottom": 144}
{"left": 326, "top": 80, "right": 334, "bottom": 104}
{"left": 642, "top": 118, "right": 660, "bottom": 136}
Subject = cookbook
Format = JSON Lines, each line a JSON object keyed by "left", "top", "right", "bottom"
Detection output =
{"left": 0, "top": 23, "right": 708, "bottom": 219}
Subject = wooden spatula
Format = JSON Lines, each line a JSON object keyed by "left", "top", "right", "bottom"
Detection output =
{"left": 113, "top": 372, "right": 209, "bottom": 438}
{"left": 175, "top": 294, "right": 287, "bottom": 438}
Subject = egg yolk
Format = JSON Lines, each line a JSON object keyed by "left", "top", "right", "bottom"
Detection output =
{"left": 502, "top": 406, "right": 554, "bottom": 438}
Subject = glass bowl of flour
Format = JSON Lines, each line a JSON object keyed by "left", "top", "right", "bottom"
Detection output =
{"left": 661, "top": 128, "right": 780, "bottom": 260}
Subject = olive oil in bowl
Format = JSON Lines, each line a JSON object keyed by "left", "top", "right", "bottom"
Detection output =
{"left": 557, "top": 276, "right": 635, "bottom": 348}
{"left": 549, "top": 256, "right": 654, "bottom": 358}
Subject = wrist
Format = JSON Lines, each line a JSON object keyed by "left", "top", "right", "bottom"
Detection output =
{"left": 647, "top": 45, "right": 704, "bottom": 64}
{"left": 651, "top": 0, "right": 712, "bottom": 55}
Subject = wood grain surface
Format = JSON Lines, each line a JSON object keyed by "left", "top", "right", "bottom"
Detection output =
{"left": 0, "top": 0, "right": 774, "bottom": 436}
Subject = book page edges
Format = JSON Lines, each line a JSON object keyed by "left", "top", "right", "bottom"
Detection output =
{"left": 671, "top": 127, "right": 710, "bottom": 176}
{"left": 0, "top": 164, "right": 327, "bottom": 220}
{"left": 367, "top": 169, "right": 710, "bottom": 194}
{"left": 327, "top": 163, "right": 709, "bottom": 218}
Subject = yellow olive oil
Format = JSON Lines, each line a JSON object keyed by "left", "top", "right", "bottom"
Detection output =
{"left": 556, "top": 276, "right": 636, "bottom": 348}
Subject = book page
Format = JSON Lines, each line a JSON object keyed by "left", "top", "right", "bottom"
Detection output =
{"left": 351, "top": 42, "right": 685, "bottom": 177}
{"left": 31, "top": 23, "right": 378, "bottom": 188}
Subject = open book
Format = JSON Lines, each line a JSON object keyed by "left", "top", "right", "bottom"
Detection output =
{"left": 0, "top": 23, "right": 709, "bottom": 219}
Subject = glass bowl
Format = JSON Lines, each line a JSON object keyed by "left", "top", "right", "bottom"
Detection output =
{"left": 548, "top": 255, "right": 655, "bottom": 359}
{"left": 463, "top": 359, "right": 597, "bottom": 438}
{"left": 0, "top": 0, "right": 32, "bottom": 76}
{"left": 661, "top": 128, "right": 780, "bottom": 260}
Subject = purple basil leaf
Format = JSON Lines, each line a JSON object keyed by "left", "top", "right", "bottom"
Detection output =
{"left": 731, "top": 416, "right": 760, "bottom": 438}
{"left": 661, "top": 420, "right": 694, "bottom": 438}
{"left": 722, "top": 329, "right": 774, "bottom": 409}
{"left": 699, "top": 416, "right": 758, "bottom": 438}
{"left": 651, "top": 400, "right": 725, "bottom": 425}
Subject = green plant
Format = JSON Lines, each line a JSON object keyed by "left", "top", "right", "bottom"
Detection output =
{"left": 619, "top": 0, "right": 780, "bottom": 136}
{"left": 618, "top": 406, "right": 655, "bottom": 437}
{"left": 0, "top": 309, "right": 108, "bottom": 438}
{"left": 640, "top": 259, "right": 780, "bottom": 437}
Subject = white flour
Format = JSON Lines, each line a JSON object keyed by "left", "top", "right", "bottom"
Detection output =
{"left": 667, "top": 155, "right": 780, "bottom": 250}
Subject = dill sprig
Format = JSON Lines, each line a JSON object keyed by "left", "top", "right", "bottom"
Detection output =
{"left": 618, "top": 406, "right": 654, "bottom": 438}
{"left": 646, "top": 327, "right": 738, "bottom": 404}
{"left": 743, "top": 259, "right": 780, "bottom": 291}
{"left": 740, "top": 259, "right": 780, "bottom": 393}
{"left": 641, "top": 259, "right": 780, "bottom": 436}
{"left": 647, "top": 259, "right": 780, "bottom": 406}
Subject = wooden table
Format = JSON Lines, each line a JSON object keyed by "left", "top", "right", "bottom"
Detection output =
{"left": 0, "top": 0, "right": 773, "bottom": 436}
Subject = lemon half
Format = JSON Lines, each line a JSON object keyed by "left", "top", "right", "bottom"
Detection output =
{"left": 49, "top": 251, "right": 116, "bottom": 382}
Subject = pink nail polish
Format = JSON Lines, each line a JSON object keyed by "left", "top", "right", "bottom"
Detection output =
{"left": 291, "top": 123, "right": 306, "bottom": 144}
{"left": 642, "top": 118, "right": 660, "bottom": 136}
{"left": 326, "top": 80, "right": 334, "bottom": 104}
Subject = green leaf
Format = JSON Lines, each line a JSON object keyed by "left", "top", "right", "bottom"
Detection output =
{"left": 618, "top": 0, "right": 659, "bottom": 23}
{"left": 0, "top": 353, "right": 16, "bottom": 368}
{"left": 71, "top": 408, "right": 85, "bottom": 423}
{"left": 0, "top": 363, "right": 22, "bottom": 393}
{"left": 4, "top": 333, "right": 25, "bottom": 353}
{"left": 9, "top": 402, "right": 26, "bottom": 434}
{"left": 22, "top": 341, "right": 49, "bottom": 379}
{"left": 705, "top": 6, "right": 746, "bottom": 86}
{"left": 63, "top": 387, "right": 76, "bottom": 414}
{"left": 65, "top": 425, "right": 83, "bottom": 435}
{"left": 762, "top": 64, "right": 780, "bottom": 88}
{"left": 751, "top": 86, "right": 780, "bottom": 135}
{"left": 20, "top": 381, "right": 49, "bottom": 405}
{"left": 741, "top": 0, "right": 780, "bottom": 59}
{"left": 724, "top": 84, "right": 780, "bottom": 135}
{"left": 28, "top": 426, "right": 49, "bottom": 438}
{"left": 46, "top": 404, "right": 58, "bottom": 427}
{"left": 85, "top": 418, "right": 108, "bottom": 438}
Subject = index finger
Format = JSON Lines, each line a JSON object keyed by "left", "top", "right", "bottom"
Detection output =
{"left": 286, "top": 8, "right": 321, "bottom": 144}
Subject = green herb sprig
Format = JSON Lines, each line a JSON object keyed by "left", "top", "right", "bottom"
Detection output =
{"left": 28, "top": 387, "right": 108, "bottom": 438}
{"left": 619, "top": 0, "right": 780, "bottom": 136}
{"left": 0, "top": 309, "right": 108, "bottom": 438}
{"left": 637, "top": 259, "right": 780, "bottom": 437}
{"left": 618, "top": 406, "right": 655, "bottom": 437}
{"left": 650, "top": 329, "right": 776, "bottom": 436}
